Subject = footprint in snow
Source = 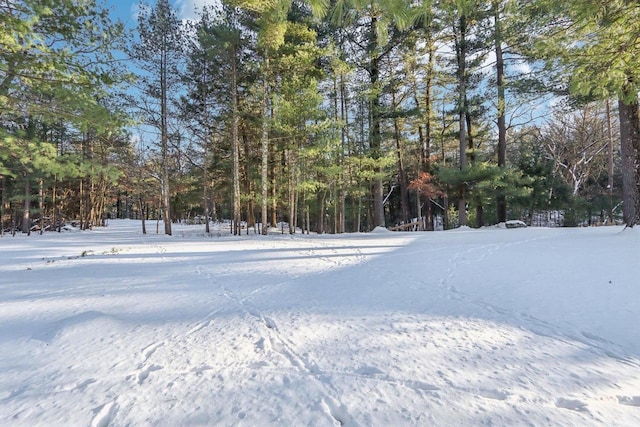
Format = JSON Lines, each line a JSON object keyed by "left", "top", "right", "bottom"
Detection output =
{"left": 555, "top": 397, "right": 589, "bottom": 412}
{"left": 254, "top": 337, "right": 271, "bottom": 352}
{"left": 75, "top": 378, "right": 97, "bottom": 391}
{"left": 404, "top": 380, "right": 440, "bottom": 393}
{"left": 477, "top": 389, "right": 510, "bottom": 401}
{"left": 354, "top": 366, "right": 385, "bottom": 376}
{"left": 141, "top": 341, "right": 164, "bottom": 361}
{"left": 263, "top": 316, "right": 278, "bottom": 331}
{"left": 187, "top": 320, "right": 211, "bottom": 336}
{"left": 618, "top": 395, "right": 640, "bottom": 407}
{"left": 91, "top": 401, "right": 118, "bottom": 427}
{"left": 136, "top": 364, "right": 163, "bottom": 385}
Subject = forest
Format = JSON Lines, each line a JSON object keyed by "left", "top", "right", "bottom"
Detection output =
{"left": 2, "top": 0, "right": 640, "bottom": 236}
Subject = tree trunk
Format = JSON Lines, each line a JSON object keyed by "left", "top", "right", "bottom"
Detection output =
{"left": 393, "top": 107, "right": 410, "bottom": 224}
{"left": 339, "top": 73, "right": 349, "bottom": 233}
{"left": 306, "top": 202, "right": 310, "bottom": 235}
{"left": 618, "top": 96, "right": 640, "bottom": 226}
{"left": 79, "top": 177, "right": 85, "bottom": 230}
{"left": 0, "top": 175, "right": 4, "bottom": 237}
{"left": 495, "top": 0, "right": 507, "bottom": 223}
{"left": 456, "top": 15, "right": 468, "bottom": 227}
{"left": 231, "top": 45, "right": 241, "bottom": 236}
{"left": 370, "top": 16, "right": 385, "bottom": 228}
{"left": 476, "top": 203, "right": 484, "bottom": 227}
{"left": 203, "top": 156, "right": 210, "bottom": 233}
{"left": 356, "top": 194, "right": 362, "bottom": 232}
{"left": 22, "top": 175, "right": 30, "bottom": 234}
{"left": 316, "top": 190, "right": 325, "bottom": 234}
{"left": 270, "top": 138, "right": 278, "bottom": 228}
{"left": 261, "top": 54, "right": 270, "bottom": 235}
{"left": 39, "top": 177, "right": 44, "bottom": 234}
{"left": 53, "top": 175, "right": 59, "bottom": 232}
{"left": 139, "top": 196, "right": 147, "bottom": 234}
{"left": 606, "top": 100, "right": 615, "bottom": 224}
{"left": 287, "top": 148, "right": 297, "bottom": 234}
{"left": 443, "top": 194, "right": 449, "bottom": 230}
{"left": 425, "top": 38, "right": 435, "bottom": 231}
{"left": 160, "top": 37, "right": 172, "bottom": 235}
{"left": 242, "top": 132, "right": 255, "bottom": 230}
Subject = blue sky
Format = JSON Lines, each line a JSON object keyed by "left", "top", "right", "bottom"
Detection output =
{"left": 103, "top": 0, "right": 219, "bottom": 28}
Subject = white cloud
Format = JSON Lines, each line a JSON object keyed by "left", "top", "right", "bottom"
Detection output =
{"left": 176, "top": 0, "right": 221, "bottom": 21}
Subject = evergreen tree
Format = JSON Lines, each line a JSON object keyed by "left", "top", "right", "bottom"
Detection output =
{"left": 131, "top": 0, "right": 185, "bottom": 235}
{"left": 528, "top": 0, "right": 640, "bottom": 226}
{"left": 1, "top": 0, "right": 128, "bottom": 233}
{"left": 327, "top": 0, "right": 415, "bottom": 228}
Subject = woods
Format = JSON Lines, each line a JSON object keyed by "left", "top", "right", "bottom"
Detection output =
{"left": 2, "top": 0, "right": 639, "bottom": 234}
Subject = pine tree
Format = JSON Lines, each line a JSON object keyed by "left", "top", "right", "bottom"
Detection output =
{"left": 1, "top": 0, "right": 128, "bottom": 233}
{"left": 528, "top": 0, "right": 640, "bottom": 226}
{"left": 327, "top": 0, "right": 415, "bottom": 229}
{"left": 131, "top": 0, "right": 185, "bottom": 235}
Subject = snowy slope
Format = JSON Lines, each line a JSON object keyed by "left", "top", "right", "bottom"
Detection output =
{"left": 1, "top": 220, "right": 639, "bottom": 426}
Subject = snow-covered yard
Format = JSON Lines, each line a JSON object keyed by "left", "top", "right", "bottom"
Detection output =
{"left": 1, "top": 220, "right": 639, "bottom": 426}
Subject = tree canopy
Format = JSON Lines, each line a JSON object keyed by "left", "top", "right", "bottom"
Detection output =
{"left": 1, "top": 0, "right": 636, "bottom": 234}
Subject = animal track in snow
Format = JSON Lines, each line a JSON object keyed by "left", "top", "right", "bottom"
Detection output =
{"left": 136, "top": 364, "right": 163, "bottom": 385}
{"left": 263, "top": 316, "right": 278, "bottom": 331}
{"left": 476, "top": 388, "right": 510, "bottom": 401}
{"left": 141, "top": 341, "right": 164, "bottom": 362}
{"left": 320, "top": 396, "right": 357, "bottom": 427}
{"left": 555, "top": 397, "right": 589, "bottom": 412}
{"left": 354, "top": 366, "right": 385, "bottom": 376}
{"left": 90, "top": 401, "right": 118, "bottom": 427}
{"left": 403, "top": 380, "right": 440, "bottom": 393}
{"left": 618, "top": 395, "right": 640, "bottom": 407}
{"left": 75, "top": 378, "right": 97, "bottom": 391}
{"left": 187, "top": 320, "right": 212, "bottom": 336}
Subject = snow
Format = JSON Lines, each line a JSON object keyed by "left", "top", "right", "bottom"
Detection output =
{"left": 1, "top": 220, "right": 640, "bottom": 426}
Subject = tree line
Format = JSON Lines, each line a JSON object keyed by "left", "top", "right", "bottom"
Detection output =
{"left": 1, "top": 0, "right": 639, "bottom": 236}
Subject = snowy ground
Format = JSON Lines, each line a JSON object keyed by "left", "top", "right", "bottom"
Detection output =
{"left": 1, "top": 220, "right": 639, "bottom": 426}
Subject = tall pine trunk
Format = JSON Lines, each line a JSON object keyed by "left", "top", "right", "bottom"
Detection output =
{"left": 203, "top": 165, "right": 210, "bottom": 234}
{"left": 287, "top": 148, "right": 297, "bottom": 234}
{"left": 424, "top": 37, "right": 435, "bottom": 231}
{"left": 38, "top": 177, "right": 44, "bottom": 234}
{"left": 231, "top": 44, "right": 241, "bottom": 236}
{"left": 261, "top": 54, "right": 270, "bottom": 235}
{"left": 161, "top": 39, "right": 172, "bottom": 236}
{"left": 1, "top": 175, "right": 5, "bottom": 237}
{"left": 606, "top": 100, "right": 615, "bottom": 223}
{"left": 619, "top": 96, "right": 640, "bottom": 226}
{"left": 456, "top": 15, "right": 468, "bottom": 227}
{"left": 339, "top": 73, "right": 349, "bottom": 233}
{"left": 494, "top": 0, "right": 507, "bottom": 223}
{"left": 139, "top": 196, "right": 147, "bottom": 234}
{"left": 22, "top": 174, "right": 30, "bottom": 234}
{"left": 370, "top": 16, "right": 385, "bottom": 228}
{"left": 392, "top": 89, "right": 410, "bottom": 223}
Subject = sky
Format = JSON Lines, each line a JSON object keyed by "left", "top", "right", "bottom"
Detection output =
{"left": 105, "top": 0, "right": 553, "bottom": 137}
{"left": 104, "top": 0, "right": 219, "bottom": 27}
{"left": 1, "top": 221, "right": 639, "bottom": 425}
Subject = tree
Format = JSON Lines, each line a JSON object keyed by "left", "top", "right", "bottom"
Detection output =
{"left": 539, "top": 106, "right": 611, "bottom": 198}
{"left": 182, "top": 8, "right": 221, "bottom": 233}
{"left": 529, "top": 0, "right": 640, "bottom": 226}
{"left": 437, "top": 0, "right": 489, "bottom": 226}
{"left": 493, "top": 0, "right": 508, "bottom": 222}
{"left": 328, "top": 0, "right": 415, "bottom": 228}
{"left": 1, "top": 0, "right": 128, "bottom": 233}
{"left": 132, "top": 0, "right": 185, "bottom": 235}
